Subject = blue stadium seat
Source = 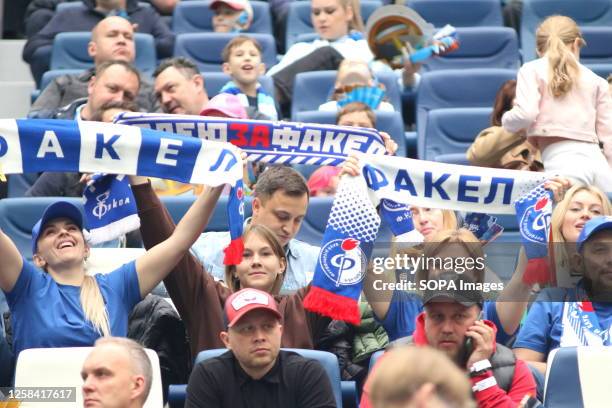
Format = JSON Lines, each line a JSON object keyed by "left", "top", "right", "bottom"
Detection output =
{"left": 581, "top": 27, "right": 612, "bottom": 65}
{"left": 285, "top": 0, "right": 381, "bottom": 49}
{"left": 161, "top": 195, "right": 253, "bottom": 232}
{"left": 419, "top": 107, "right": 492, "bottom": 161}
{"left": 416, "top": 69, "right": 516, "bottom": 160}
{"left": 408, "top": 0, "right": 503, "bottom": 28}
{"left": 200, "top": 71, "right": 275, "bottom": 99}
{"left": 56, "top": 1, "right": 150, "bottom": 12}
{"left": 294, "top": 196, "right": 333, "bottom": 246}
{"left": 7, "top": 174, "right": 40, "bottom": 198}
{"left": 521, "top": 0, "right": 612, "bottom": 61}
{"left": 50, "top": 32, "right": 157, "bottom": 75}
{"left": 172, "top": 0, "right": 273, "bottom": 34}
{"left": 482, "top": 214, "right": 522, "bottom": 282}
{"left": 294, "top": 110, "right": 406, "bottom": 158}
{"left": 544, "top": 347, "right": 583, "bottom": 407}
{"left": 291, "top": 70, "right": 402, "bottom": 119}
{"left": 194, "top": 349, "right": 344, "bottom": 407}
{"left": 422, "top": 27, "right": 519, "bottom": 72}
{"left": 31, "top": 69, "right": 83, "bottom": 104}
{"left": 174, "top": 32, "right": 277, "bottom": 72}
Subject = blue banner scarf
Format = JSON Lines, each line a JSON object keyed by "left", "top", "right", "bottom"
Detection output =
{"left": 304, "top": 154, "right": 551, "bottom": 323}
{"left": 0, "top": 119, "right": 245, "bottom": 262}
{"left": 114, "top": 112, "right": 388, "bottom": 166}
{"left": 561, "top": 283, "right": 612, "bottom": 347}
{"left": 515, "top": 186, "right": 554, "bottom": 285}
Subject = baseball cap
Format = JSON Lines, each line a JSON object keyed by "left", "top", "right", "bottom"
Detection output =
{"left": 31, "top": 201, "right": 85, "bottom": 254}
{"left": 577, "top": 216, "right": 612, "bottom": 252}
{"left": 224, "top": 288, "right": 282, "bottom": 328}
{"left": 422, "top": 272, "right": 484, "bottom": 308}
{"left": 200, "top": 93, "right": 248, "bottom": 119}
{"left": 210, "top": 0, "right": 254, "bottom": 22}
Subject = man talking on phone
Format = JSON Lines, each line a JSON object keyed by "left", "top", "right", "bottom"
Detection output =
{"left": 361, "top": 273, "right": 537, "bottom": 408}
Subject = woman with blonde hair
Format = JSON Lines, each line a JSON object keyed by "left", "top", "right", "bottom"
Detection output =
{"left": 502, "top": 15, "right": 612, "bottom": 191}
{"left": 549, "top": 184, "right": 612, "bottom": 287}
{"left": 0, "top": 180, "right": 225, "bottom": 358}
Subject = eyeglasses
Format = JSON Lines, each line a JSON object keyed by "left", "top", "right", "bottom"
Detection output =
{"left": 500, "top": 148, "right": 544, "bottom": 172}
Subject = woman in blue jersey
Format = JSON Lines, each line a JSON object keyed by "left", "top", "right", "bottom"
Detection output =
{"left": 0, "top": 182, "right": 224, "bottom": 358}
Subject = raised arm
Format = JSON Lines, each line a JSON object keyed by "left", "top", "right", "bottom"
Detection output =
{"left": 134, "top": 182, "right": 224, "bottom": 298}
{"left": 0, "top": 229, "right": 24, "bottom": 292}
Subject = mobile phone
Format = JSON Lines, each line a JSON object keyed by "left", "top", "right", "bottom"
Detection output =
{"left": 459, "top": 310, "right": 484, "bottom": 367}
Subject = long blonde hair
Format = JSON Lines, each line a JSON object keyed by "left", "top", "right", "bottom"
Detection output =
{"left": 550, "top": 184, "right": 612, "bottom": 275}
{"left": 225, "top": 224, "right": 287, "bottom": 295}
{"left": 339, "top": 0, "right": 365, "bottom": 32}
{"left": 536, "top": 15, "right": 585, "bottom": 98}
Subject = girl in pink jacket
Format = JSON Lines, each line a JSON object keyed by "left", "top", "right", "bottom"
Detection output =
{"left": 502, "top": 15, "right": 612, "bottom": 191}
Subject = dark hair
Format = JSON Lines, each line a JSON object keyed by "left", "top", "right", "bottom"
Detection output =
{"left": 153, "top": 57, "right": 200, "bottom": 79}
{"left": 254, "top": 165, "right": 309, "bottom": 201}
{"left": 90, "top": 100, "right": 138, "bottom": 122}
{"left": 336, "top": 102, "right": 376, "bottom": 127}
{"left": 221, "top": 35, "right": 263, "bottom": 63}
{"left": 491, "top": 80, "right": 516, "bottom": 126}
{"left": 95, "top": 60, "right": 141, "bottom": 85}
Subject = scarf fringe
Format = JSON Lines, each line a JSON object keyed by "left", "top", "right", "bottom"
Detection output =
{"left": 303, "top": 286, "right": 361, "bottom": 325}
{"left": 224, "top": 237, "right": 244, "bottom": 265}
{"left": 522, "top": 257, "right": 551, "bottom": 285}
{"left": 87, "top": 213, "right": 140, "bottom": 245}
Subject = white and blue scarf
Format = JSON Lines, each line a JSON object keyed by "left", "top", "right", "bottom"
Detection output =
{"left": 0, "top": 119, "right": 245, "bottom": 258}
{"left": 219, "top": 81, "right": 279, "bottom": 121}
{"left": 561, "top": 283, "right": 612, "bottom": 347}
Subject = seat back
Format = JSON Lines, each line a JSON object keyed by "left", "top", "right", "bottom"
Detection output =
{"left": 419, "top": 107, "right": 492, "bottom": 161}
{"left": 201, "top": 71, "right": 275, "bottom": 98}
{"left": 50, "top": 32, "right": 157, "bottom": 75}
{"left": 581, "top": 27, "right": 612, "bottom": 65}
{"left": 521, "top": 0, "right": 612, "bottom": 61}
{"left": 585, "top": 63, "right": 612, "bottom": 79}
{"left": 195, "top": 348, "right": 343, "bottom": 407}
{"left": 160, "top": 195, "right": 253, "bottom": 231}
{"left": 291, "top": 70, "right": 402, "bottom": 119}
{"left": 285, "top": 0, "right": 381, "bottom": 49}
{"left": 14, "top": 347, "right": 163, "bottom": 408}
{"left": 7, "top": 173, "right": 41, "bottom": 198}
{"left": 544, "top": 347, "right": 583, "bottom": 407}
{"left": 422, "top": 27, "right": 519, "bottom": 72}
{"left": 416, "top": 69, "right": 516, "bottom": 157}
{"left": 174, "top": 33, "right": 277, "bottom": 72}
{"left": 294, "top": 109, "right": 406, "bottom": 157}
{"left": 409, "top": 0, "right": 503, "bottom": 27}
{"left": 172, "top": 0, "right": 272, "bottom": 34}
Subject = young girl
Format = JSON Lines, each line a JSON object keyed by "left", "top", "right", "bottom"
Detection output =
{"left": 502, "top": 15, "right": 612, "bottom": 191}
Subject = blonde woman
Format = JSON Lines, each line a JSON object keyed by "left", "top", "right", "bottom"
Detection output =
{"left": 550, "top": 184, "right": 612, "bottom": 287}
{"left": 0, "top": 180, "right": 224, "bottom": 358}
{"left": 502, "top": 15, "right": 612, "bottom": 191}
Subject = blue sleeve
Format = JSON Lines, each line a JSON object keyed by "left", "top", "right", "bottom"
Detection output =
{"left": 378, "top": 290, "right": 423, "bottom": 341}
{"left": 513, "top": 294, "right": 558, "bottom": 355}
{"left": 99, "top": 261, "right": 141, "bottom": 311}
{"left": 483, "top": 301, "right": 513, "bottom": 345}
{"left": 5, "top": 259, "right": 44, "bottom": 308}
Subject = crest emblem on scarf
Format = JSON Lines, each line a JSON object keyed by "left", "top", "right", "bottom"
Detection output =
{"left": 319, "top": 238, "right": 367, "bottom": 286}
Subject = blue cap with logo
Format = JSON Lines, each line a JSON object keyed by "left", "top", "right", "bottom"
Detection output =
{"left": 577, "top": 216, "right": 612, "bottom": 253}
{"left": 31, "top": 201, "right": 85, "bottom": 254}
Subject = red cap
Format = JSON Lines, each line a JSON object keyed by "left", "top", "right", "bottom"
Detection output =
{"left": 225, "top": 288, "right": 281, "bottom": 327}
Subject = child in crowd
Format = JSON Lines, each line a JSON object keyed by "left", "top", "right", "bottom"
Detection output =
{"left": 220, "top": 36, "right": 279, "bottom": 120}
{"left": 319, "top": 59, "right": 394, "bottom": 112}
{"left": 502, "top": 15, "right": 612, "bottom": 191}
{"left": 307, "top": 166, "right": 342, "bottom": 197}
{"left": 210, "top": 0, "right": 253, "bottom": 33}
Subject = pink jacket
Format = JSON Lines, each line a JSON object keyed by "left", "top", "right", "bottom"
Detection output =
{"left": 502, "top": 57, "right": 612, "bottom": 166}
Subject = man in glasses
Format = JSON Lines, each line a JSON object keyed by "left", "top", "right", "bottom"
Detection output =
{"left": 467, "top": 128, "right": 544, "bottom": 172}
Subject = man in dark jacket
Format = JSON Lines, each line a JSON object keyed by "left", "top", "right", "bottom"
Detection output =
{"left": 28, "top": 15, "right": 158, "bottom": 117}
{"left": 23, "top": 0, "right": 174, "bottom": 85}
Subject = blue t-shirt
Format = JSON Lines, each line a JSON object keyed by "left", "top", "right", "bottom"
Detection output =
{"left": 514, "top": 286, "right": 612, "bottom": 356}
{"left": 6, "top": 259, "right": 141, "bottom": 357}
{"left": 380, "top": 290, "right": 511, "bottom": 344}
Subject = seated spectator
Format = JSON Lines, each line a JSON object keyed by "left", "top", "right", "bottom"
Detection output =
{"left": 81, "top": 337, "right": 153, "bottom": 408}
{"left": 22, "top": 0, "right": 175, "bottom": 86}
{"left": 0, "top": 180, "right": 224, "bottom": 358}
{"left": 467, "top": 80, "right": 542, "bottom": 171}
{"left": 154, "top": 57, "right": 210, "bottom": 115}
{"left": 549, "top": 184, "right": 612, "bottom": 288}
{"left": 210, "top": 0, "right": 254, "bottom": 33}
{"left": 26, "top": 100, "right": 137, "bottom": 202}
{"left": 361, "top": 273, "right": 537, "bottom": 408}
{"left": 28, "top": 16, "right": 158, "bottom": 118}
{"left": 319, "top": 60, "right": 394, "bottom": 112}
{"left": 307, "top": 166, "right": 341, "bottom": 197}
{"left": 368, "top": 346, "right": 473, "bottom": 408}
{"left": 336, "top": 101, "right": 375, "bottom": 128}
{"left": 220, "top": 36, "right": 280, "bottom": 120}
{"left": 514, "top": 216, "right": 612, "bottom": 378}
{"left": 185, "top": 288, "right": 336, "bottom": 407}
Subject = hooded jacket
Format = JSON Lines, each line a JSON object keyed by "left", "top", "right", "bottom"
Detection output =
{"left": 23, "top": 0, "right": 174, "bottom": 64}
{"left": 360, "top": 312, "right": 537, "bottom": 408}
